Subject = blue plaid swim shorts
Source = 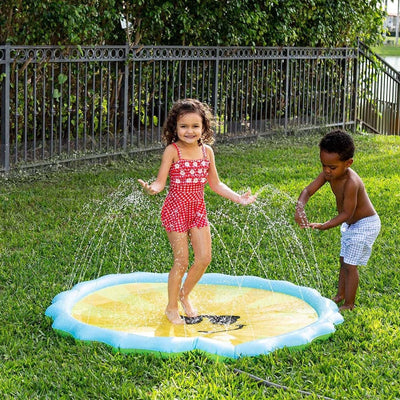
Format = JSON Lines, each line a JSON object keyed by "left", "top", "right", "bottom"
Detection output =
{"left": 340, "top": 214, "right": 381, "bottom": 266}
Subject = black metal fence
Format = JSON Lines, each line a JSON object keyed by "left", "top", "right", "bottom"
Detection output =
{"left": 357, "top": 41, "right": 400, "bottom": 135}
{"left": 0, "top": 42, "right": 397, "bottom": 173}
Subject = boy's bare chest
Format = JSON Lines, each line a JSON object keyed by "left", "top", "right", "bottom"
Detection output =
{"left": 329, "top": 180, "right": 346, "bottom": 206}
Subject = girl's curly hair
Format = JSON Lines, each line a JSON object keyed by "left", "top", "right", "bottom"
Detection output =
{"left": 162, "top": 99, "right": 215, "bottom": 145}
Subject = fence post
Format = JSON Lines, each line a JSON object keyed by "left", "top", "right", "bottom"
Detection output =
{"left": 212, "top": 47, "right": 220, "bottom": 118}
{"left": 1, "top": 43, "right": 10, "bottom": 172}
{"left": 122, "top": 44, "right": 129, "bottom": 151}
{"left": 396, "top": 70, "right": 400, "bottom": 135}
{"left": 341, "top": 48, "right": 349, "bottom": 129}
{"left": 284, "top": 47, "right": 289, "bottom": 134}
{"left": 352, "top": 41, "right": 360, "bottom": 133}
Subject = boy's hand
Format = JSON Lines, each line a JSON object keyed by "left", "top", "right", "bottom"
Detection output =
{"left": 308, "top": 222, "right": 325, "bottom": 230}
{"left": 294, "top": 207, "right": 309, "bottom": 228}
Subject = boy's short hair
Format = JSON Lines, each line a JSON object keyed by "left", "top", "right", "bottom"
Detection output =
{"left": 319, "top": 130, "right": 355, "bottom": 161}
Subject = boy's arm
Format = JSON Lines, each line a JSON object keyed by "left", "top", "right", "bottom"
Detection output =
{"left": 295, "top": 173, "right": 326, "bottom": 227}
{"left": 310, "top": 178, "right": 358, "bottom": 230}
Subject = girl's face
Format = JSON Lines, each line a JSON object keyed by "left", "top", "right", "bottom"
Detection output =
{"left": 320, "top": 150, "right": 353, "bottom": 181}
{"left": 176, "top": 112, "right": 203, "bottom": 145}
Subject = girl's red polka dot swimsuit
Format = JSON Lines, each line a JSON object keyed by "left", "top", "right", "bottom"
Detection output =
{"left": 161, "top": 142, "right": 210, "bottom": 233}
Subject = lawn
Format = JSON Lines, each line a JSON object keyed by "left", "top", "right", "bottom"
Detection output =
{"left": 1, "top": 132, "right": 399, "bottom": 399}
{"left": 372, "top": 42, "right": 400, "bottom": 56}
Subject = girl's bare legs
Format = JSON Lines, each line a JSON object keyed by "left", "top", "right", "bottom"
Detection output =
{"left": 165, "top": 231, "right": 190, "bottom": 324}
{"left": 179, "top": 226, "right": 212, "bottom": 317}
{"left": 340, "top": 261, "right": 359, "bottom": 311}
{"left": 332, "top": 256, "right": 346, "bottom": 304}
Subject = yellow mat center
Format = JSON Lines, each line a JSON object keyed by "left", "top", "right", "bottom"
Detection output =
{"left": 71, "top": 283, "right": 318, "bottom": 346}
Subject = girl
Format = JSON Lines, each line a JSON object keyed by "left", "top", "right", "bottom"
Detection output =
{"left": 138, "top": 99, "right": 256, "bottom": 324}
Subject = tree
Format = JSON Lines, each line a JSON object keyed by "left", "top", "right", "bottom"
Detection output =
{"left": 0, "top": 0, "right": 386, "bottom": 47}
{"left": 0, "top": 0, "right": 122, "bottom": 45}
{"left": 120, "top": 0, "right": 386, "bottom": 47}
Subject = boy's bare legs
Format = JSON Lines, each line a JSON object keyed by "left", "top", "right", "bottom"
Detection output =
{"left": 332, "top": 257, "right": 346, "bottom": 304}
{"left": 179, "top": 226, "right": 212, "bottom": 317}
{"left": 165, "top": 231, "right": 189, "bottom": 324}
{"left": 340, "top": 261, "right": 359, "bottom": 311}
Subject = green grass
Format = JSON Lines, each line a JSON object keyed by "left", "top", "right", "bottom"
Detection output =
{"left": 372, "top": 43, "right": 400, "bottom": 56}
{"left": 1, "top": 132, "right": 399, "bottom": 399}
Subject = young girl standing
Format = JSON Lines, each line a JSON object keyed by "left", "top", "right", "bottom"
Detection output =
{"left": 138, "top": 99, "right": 257, "bottom": 324}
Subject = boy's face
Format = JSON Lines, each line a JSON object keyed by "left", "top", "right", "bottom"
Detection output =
{"left": 319, "top": 150, "right": 353, "bottom": 181}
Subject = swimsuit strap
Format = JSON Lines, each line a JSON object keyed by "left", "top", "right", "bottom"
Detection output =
{"left": 201, "top": 145, "right": 207, "bottom": 159}
{"left": 172, "top": 142, "right": 182, "bottom": 159}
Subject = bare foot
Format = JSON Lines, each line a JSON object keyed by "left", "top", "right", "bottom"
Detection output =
{"left": 332, "top": 295, "right": 344, "bottom": 304}
{"left": 339, "top": 304, "right": 355, "bottom": 311}
{"left": 165, "top": 309, "right": 184, "bottom": 325}
{"left": 179, "top": 296, "right": 198, "bottom": 318}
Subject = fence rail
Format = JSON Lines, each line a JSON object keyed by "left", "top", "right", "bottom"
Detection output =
{"left": 357, "top": 41, "right": 400, "bottom": 135}
{"left": 0, "top": 42, "right": 397, "bottom": 172}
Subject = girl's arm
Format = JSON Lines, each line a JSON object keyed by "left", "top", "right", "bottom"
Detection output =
{"left": 138, "top": 145, "right": 175, "bottom": 195}
{"left": 206, "top": 146, "right": 256, "bottom": 205}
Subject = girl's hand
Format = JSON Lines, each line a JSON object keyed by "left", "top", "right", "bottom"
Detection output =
{"left": 237, "top": 190, "right": 257, "bottom": 205}
{"left": 138, "top": 179, "right": 161, "bottom": 195}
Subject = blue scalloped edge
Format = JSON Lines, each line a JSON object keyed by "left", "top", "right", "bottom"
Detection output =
{"left": 45, "top": 272, "right": 344, "bottom": 359}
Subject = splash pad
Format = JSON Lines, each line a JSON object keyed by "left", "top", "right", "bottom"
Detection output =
{"left": 47, "top": 181, "right": 344, "bottom": 358}
{"left": 45, "top": 272, "right": 343, "bottom": 359}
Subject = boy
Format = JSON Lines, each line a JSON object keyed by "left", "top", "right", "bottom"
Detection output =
{"left": 294, "top": 130, "right": 380, "bottom": 311}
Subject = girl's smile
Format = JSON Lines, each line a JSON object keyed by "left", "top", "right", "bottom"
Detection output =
{"left": 176, "top": 112, "right": 203, "bottom": 145}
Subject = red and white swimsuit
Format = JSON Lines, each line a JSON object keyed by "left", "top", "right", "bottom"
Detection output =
{"left": 161, "top": 143, "right": 210, "bottom": 233}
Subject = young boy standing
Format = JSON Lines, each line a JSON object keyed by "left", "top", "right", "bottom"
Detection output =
{"left": 294, "top": 130, "right": 381, "bottom": 311}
